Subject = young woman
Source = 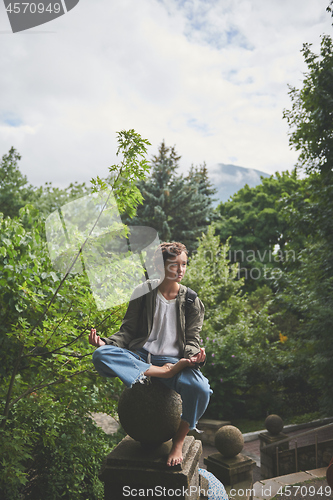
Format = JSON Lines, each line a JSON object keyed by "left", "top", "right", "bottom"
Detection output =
{"left": 89, "top": 241, "right": 212, "bottom": 467}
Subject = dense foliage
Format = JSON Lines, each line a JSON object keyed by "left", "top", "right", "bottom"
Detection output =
{"left": 198, "top": 18, "right": 333, "bottom": 420}
{"left": 0, "top": 130, "right": 150, "bottom": 499}
{"left": 278, "top": 31, "right": 333, "bottom": 414}
{"left": 0, "top": 148, "right": 35, "bottom": 219}
{"left": 215, "top": 170, "right": 304, "bottom": 292}
{"left": 182, "top": 226, "right": 312, "bottom": 420}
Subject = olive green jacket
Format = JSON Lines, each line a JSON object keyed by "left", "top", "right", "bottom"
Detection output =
{"left": 102, "top": 282, "right": 205, "bottom": 361}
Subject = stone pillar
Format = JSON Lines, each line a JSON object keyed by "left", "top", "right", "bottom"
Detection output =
{"left": 100, "top": 380, "right": 203, "bottom": 499}
{"left": 204, "top": 425, "right": 256, "bottom": 500}
{"left": 99, "top": 435, "right": 202, "bottom": 500}
{"left": 204, "top": 452, "right": 256, "bottom": 486}
{"left": 259, "top": 414, "right": 289, "bottom": 479}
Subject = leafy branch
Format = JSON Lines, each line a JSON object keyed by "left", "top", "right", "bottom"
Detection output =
{"left": 8, "top": 369, "right": 89, "bottom": 410}
{"left": 1, "top": 129, "right": 151, "bottom": 431}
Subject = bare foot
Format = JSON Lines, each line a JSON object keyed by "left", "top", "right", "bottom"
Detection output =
{"left": 167, "top": 440, "right": 184, "bottom": 467}
{"left": 166, "top": 420, "right": 190, "bottom": 467}
{"left": 144, "top": 358, "right": 192, "bottom": 379}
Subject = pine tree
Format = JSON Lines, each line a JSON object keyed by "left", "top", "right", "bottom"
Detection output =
{"left": 128, "top": 141, "right": 216, "bottom": 253}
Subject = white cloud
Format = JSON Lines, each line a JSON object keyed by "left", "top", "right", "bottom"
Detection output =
{"left": 0, "top": 0, "right": 331, "bottom": 189}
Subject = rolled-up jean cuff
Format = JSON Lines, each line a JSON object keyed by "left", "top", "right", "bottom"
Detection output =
{"left": 92, "top": 345, "right": 152, "bottom": 388}
{"left": 180, "top": 417, "right": 203, "bottom": 432}
{"left": 131, "top": 365, "right": 151, "bottom": 388}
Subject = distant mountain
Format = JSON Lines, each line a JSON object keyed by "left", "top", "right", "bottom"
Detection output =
{"left": 208, "top": 163, "right": 271, "bottom": 206}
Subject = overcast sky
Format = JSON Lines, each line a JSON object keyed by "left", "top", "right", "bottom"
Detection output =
{"left": 0, "top": 0, "right": 332, "bottom": 189}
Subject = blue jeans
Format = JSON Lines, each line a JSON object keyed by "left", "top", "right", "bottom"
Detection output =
{"left": 92, "top": 345, "right": 212, "bottom": 430}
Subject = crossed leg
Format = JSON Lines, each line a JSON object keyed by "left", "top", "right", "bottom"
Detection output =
{"left": 144, "top": 358, "right": 193, "bottom": 379}
{"left": 158, "top": 366, "right": 212, "bottom": 467}
{"left": 92, "top": 346, "right": 211, "bottom": 467}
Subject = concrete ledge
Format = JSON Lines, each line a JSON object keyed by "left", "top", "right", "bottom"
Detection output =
{"left": 243, "top": 417, "right": 333, "bottom": 443}
{"left": 282, "top": 417, "right": 333, "bottom": 433}
{"left": 306, "top": 467, "right": 328, "bottom": 478}
{"left": 252, "top": 468, "right": 327, "bottom": 500}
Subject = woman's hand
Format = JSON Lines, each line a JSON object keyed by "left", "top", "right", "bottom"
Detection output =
{"left": 89, "top": 328, "right": 106, "bottom": 347}
{"left": 189, "top": 347, "right": 206, "bottom": 364}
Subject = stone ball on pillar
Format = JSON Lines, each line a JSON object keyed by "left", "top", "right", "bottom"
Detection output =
{"left": 215, "top": 425, "right": 244, "bottom": 458}
{"left": 265, "top": 414, "right": 284, "bottom": 435}
{"left": 118, "top": 379, "right": 182, "bottom": 447}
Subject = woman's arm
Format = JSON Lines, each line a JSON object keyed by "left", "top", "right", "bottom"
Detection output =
{"left": 99, "top": 294, "right": 145, "bottom": 348}
{"left": 184, "top": 297, "right": 206, "bottom": 364}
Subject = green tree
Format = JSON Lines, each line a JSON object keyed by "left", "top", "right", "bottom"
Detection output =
{"left": 182, "top": 226, "right": 297, "bottom": 419}
{"left": 0, "top": 146, "right": 93, "bottom": 223}
{"left": 29, "top": 181, "right": 91, "bottom": 217}
{"left": 215, "top": 170, "right": 303, "bottom": 291}
{"left": 0, "top": 130, "right": 151, "bottom": 499}
{"left": 0, "top": 148, "right": 35, "bottom": 219}
{"left": 128, "top": 141, "right": 216, "bottom": 253}
{"left": 283, "top": 33, "right": 333, "bottom": 178}
{"left": 283, "top": 33, "right": 333, "bottom": 244}
{"left": 279, "top": 27, "right": 333, "bottom": 414}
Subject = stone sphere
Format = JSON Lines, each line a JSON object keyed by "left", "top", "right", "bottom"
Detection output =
{"left": 215, "top": 425, "right": 244, "bottom": 458}
{"left": 118, "top": 379, "right": 182, "bottom": 447}
{"left": 265, "top": 414, "right": 284, "bottom": 435}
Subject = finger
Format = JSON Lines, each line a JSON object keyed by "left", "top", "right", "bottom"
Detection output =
{"left": 90, "top": 331, "right": 98, "bottom": 346}
{"left": 195, "top": 352, "right": 204, "bottom": 363}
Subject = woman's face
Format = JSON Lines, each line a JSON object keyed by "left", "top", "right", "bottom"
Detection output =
{"left": 164, "top": 251, "right": 187, "bottom": 282}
